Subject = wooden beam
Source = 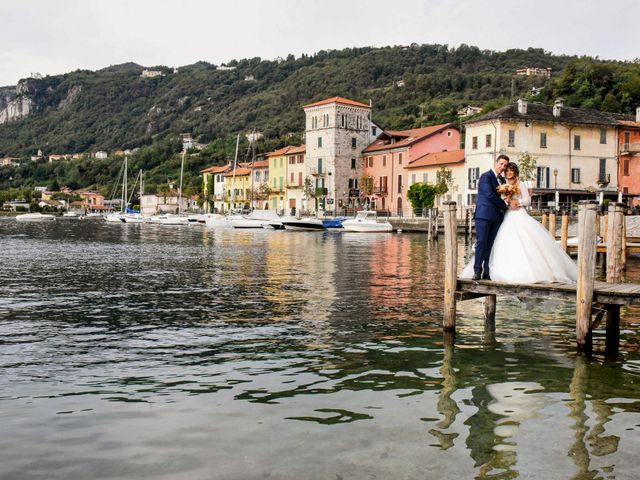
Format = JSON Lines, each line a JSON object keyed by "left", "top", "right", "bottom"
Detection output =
{"left": 576, "top": 200, "right": 597, "bottom": 353}
{"left": 443, "top": 202, "right": 457, "bottom": 331}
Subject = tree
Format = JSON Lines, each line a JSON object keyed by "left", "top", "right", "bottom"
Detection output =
{"left": 48, "top": 178, "right": 60, "bottom": 192}
{"left": 407, "top": 183, "right": 439, "bottom": 210}
{"left": 435, "top": 167, "right": 454, "bottom": 195}
{"left": 517, "top": 152, "right": 537, "bottom": 182}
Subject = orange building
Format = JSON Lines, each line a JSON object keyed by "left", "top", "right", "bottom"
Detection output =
{"left": 618, "top": 119, "right": 640, "bottom": 206}
{"left": 362, "top": 123, "right": 460, "bottom": 214}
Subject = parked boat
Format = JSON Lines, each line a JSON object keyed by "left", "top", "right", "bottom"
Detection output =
{"left": 341, "top": 211, "right": 393, "bottom": 232}
{"left": 104, "top": 213, "right": 126, "bottom": 223}
{"left": 205, "top": 214, "right": 231, "bottom": 228}
{"left": 230, "top": 210, "right": 281, "bottom": 229}
{"left": 62, "top": 211, "right": 81, "bottom": 218}
{"left": 16, "top": 213, "right": 56, "bottom": 222}
{"left": 282, "top": 217, "right": 325, "bottom": 231}
{"left": 322, "top": 216, "right": 347, "bottom": 229}
{"left": 158, "top": 214, "right": 190, "bottom": 226}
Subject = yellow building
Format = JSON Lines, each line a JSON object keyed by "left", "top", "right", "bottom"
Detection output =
{"left": 224, "top": 167, "right": 252, "bottom": 211}
{"left": 267, "top": 147, "right": 289, "bottom": 211}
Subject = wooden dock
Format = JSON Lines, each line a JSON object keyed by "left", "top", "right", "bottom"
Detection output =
{"left": 442, "top": 200, "right": 640, "bottom": 357}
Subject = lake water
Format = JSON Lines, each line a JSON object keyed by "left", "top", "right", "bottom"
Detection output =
{"left": 1, "top": 218, "right": 640, "bottom": 480}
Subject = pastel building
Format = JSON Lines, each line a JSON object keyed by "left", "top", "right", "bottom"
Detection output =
{"left": 285, "top": 145, "right": 306, "bottom": 214}
{"left": 249, "top": 159, "right": 270, "bottom": 210}
{"left": 224, "top": 167, "right": 252, "bottom": 211}
{"left": 405, "top": 150, "right": 466, "bottom": 207}
{"left": 617, "top": 112, "right": 640, "bottom": 206}
{"left": 464, "top": 99, "right": 620, "bottom": 207}
{"left": 303, "top": 96, "right": 373, "bottom": 213}
{"left": 267, "top": 148, "right": 288, "bottom": 211}
{"left": 362, "top": 124, "right": 461, "bottom": 213}
{"left": 200, "top": 163, "right": 231, "bottom": 213}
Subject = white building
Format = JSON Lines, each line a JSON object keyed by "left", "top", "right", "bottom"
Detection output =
{"left": 303, "top": 96, "right": 372, "bottom": 213}
{"left": 94, "top": 151, "right": 108, "bottom": 159}
{"left": 140, "top": 192, "right": 193, "bottom": 215}
{"left": 464, "top": 98, "right": 620, "bottom": 208}
{"left": 141, "top": 69, "right": 163, "bottom": 78}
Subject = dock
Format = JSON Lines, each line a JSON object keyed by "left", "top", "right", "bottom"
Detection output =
{"left": 442, "top": 200, "right": 640, "bottom": 356}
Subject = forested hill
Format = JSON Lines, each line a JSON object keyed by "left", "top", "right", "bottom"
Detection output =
{"left": 0, "top": 44, "right": 587, "bottom": 157}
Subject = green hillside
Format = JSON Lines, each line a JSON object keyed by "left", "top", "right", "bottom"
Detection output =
{"left": 1, "top": 43, "right": 639, "bottom": 196}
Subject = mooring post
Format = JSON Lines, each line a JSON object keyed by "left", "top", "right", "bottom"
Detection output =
{"left": 549, "top": 211, "right": 557, "bottom": 239}
{"left": 434, "top": 211, "right": 439, "bottom": 240}
{"left": 443, "top": 201, "right": 457, "bottom": 331}
{"left": 605, "top": 202, "right": 625, "bottom": 357}
{"left": 622, "top": 216, "right": 627, "bottom": 271}
{"left": 427, "top": 209, "right": 433, "bottom": 241}
{"left": 603, "top": 213, "right": 608, "bottom": 244}
{"left": 542, "top": 211, "right": 549, "bottom": 231}
{"left": 561, "top": 211, "right": 569, "bottom": 252}
{"left": 576, "top": 200, "right": 597, "bottom": 354}
{"left": 606, "top": 202, "right": 624, "bottom": 283}
{"left": 484, "top": 295, "right": 497, "bottom": 332}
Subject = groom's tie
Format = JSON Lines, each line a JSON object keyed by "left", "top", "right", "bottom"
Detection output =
{"left": 498, "top": 175, "right": 506, "bottom": 185}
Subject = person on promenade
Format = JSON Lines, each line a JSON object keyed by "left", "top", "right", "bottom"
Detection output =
{"left": 470, "top": 155, "right": 509, "bottom": 280}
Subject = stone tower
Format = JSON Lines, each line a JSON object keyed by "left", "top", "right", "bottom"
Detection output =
{"left": 303, "top": 97, "right": 372, "bottom": 213}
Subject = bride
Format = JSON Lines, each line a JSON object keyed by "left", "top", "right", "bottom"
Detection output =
{"left": 462, "top": 162, "right": 577, "bottom": 283}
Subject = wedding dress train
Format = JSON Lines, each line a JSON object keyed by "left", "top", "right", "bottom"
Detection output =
{"left": 461, "top": 182, "right": 577, "bottom": 283}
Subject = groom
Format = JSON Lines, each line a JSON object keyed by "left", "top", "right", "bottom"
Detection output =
{"left": 473, "top": 154, "right": 510, "bottom": 280}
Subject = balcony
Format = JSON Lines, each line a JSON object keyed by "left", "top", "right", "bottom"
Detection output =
{"left": 621, "top": 142, "right": 640, "bottom": 154}
{"left": 373, "top": 187, "right": 388, "bottom": 195}
{"left": 597, "top": 173, "right": 611, "bottom": 188}
{"left": 309, "top": 167, "right": 325, "bottom": 176}
{"left": 287, "top": 182, "right": 303, "bottom": 189}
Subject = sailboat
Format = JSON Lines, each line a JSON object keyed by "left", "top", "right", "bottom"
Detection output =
{"left": 104, "top": 157, "right": 128, "bottom": 223}
{"left": 123, "top": 169, "right": 146, "bottom": 223}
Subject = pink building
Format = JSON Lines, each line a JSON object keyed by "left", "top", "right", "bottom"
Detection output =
{"left": 362, "top": 123, "right": 461, "bottom": 213}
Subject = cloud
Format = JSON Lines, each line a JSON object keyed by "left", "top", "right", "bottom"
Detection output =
{"left": 0, "top": 0, "right": 637, "bottom": 86}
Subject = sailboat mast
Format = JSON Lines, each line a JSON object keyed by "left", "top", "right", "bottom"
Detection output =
{"left": 123, "top": 156, "right": 128, "bottom": 214}
{"left": 178, "top": 150, "right": 185, "bottom": 216}
{"left": 230, "top": 133, "right": 240, "bottom": 208}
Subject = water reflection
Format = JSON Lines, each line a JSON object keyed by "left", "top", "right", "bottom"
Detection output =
{"left": 1, "top": 219, "right": 640, "bottom": 479}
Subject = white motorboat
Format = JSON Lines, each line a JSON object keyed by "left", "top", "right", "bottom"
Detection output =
{"left": 282, "top": 217, "right": 325, "bottom": 231}
{"left": 230, "top": 210, "right": 281, "bottom": 229}
{"left": 104, "top": 213, "right": 126, "bottom": 223}
{"left": 15, "top": 213, "right": 56, "bottom": 222}
{"left": 158, "top": 214, "right": 190, "bottom": 226}
{"left": 62, "top": 211, "right": 81, "bottom": 218}
{"left": 204, "top": 214, "right": 231, "bottom": 228}
{"left": 188, "top": 214, "right": 207, "bottom": 225}
{"left": 341, "top": 211, "right": 393, "bottom": 232}
{"left": 123, "top": 213, "right": 146, "bottom": 223}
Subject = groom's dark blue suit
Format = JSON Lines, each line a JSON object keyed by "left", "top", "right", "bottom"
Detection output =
{"left": 474, "top": 170, "right": 508, "bottom": 278}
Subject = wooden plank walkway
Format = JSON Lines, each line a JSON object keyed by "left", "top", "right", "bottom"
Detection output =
{"left": 457, "top": 279, "right": 640, "bottom": 305}
{"left": 566, "top": 243, "right": 640, "bottom": 254}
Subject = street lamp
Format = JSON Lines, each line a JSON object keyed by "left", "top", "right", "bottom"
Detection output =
{"left": 553, "top": 168, "right": 558, "bottom": 189}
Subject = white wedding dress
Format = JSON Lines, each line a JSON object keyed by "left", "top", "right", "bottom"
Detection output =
{"left": 461, "top": 181, "right": 577, "bottom": 283}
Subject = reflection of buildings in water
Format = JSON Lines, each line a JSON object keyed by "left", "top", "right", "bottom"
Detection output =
{"left": 264, "top": 231, "right": 337, "bottom": 328}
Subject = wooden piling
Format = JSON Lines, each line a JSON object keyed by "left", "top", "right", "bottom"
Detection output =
{"left": 484, "top": 295, "right": 496, "bottom": 332}
{"left": 596, "top": 213, "right": 601, "bottom": 238}
{"left": 443, "top": 202, "right": 457, "bottom": 331}
{"left": 622, "top": 216, "right": 627, "bottom": 271}
{"left": 434, "top": 212, "right": 439, "bottom": 240}
{"left": 606, "top": 202, "right": 624, "bottom": 284}
{"left": 549, "top": 211, "right": 557, "bottom": 239}
{"left": 576, "top": 201, "right": 597, "bottom": 353}
{"left": 603, "top": 213, "right": 608, "bottom": 244}
{"left": 561, "top": 211, "right": 569, "bottom": 252}
{"left": 605, "top": 305, "right": 621, "bottom": 357}
{"left": 427, "top": 209, "right": 433, "bottom": 241}
{"left": 541, "top": 211, "right": 548, "bottom": 231}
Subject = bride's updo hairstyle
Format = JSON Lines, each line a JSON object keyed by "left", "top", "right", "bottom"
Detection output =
{"left": 506, "top": 162, "right": 519, "bottom": 178}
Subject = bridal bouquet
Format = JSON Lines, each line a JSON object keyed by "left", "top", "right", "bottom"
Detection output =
{"left": 497, "top": 183, "right": 517, "bottom": 200}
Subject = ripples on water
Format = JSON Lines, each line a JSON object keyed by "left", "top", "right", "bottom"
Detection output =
{"left": 1, "top": 218, "right": 640, "bottom": 479}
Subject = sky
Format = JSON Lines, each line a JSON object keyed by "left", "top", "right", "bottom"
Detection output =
{"left": 0, "top": 0, "right": 637, "bottom": 87}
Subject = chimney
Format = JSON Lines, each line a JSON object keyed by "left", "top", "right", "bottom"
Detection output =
{"left": 636, "top": 106, "right": 640, "bottom": 122}
{"left": 553, "top": 98, "right": 564, "bottom": 118}
{"left": 517, "top": 98, "right": 528, "bottom": 115}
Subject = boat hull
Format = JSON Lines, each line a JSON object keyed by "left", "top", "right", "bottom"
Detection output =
{"left": 282, "top": 219, "right": 325, "bottom": 231}
{"left": 16, "top": 213, "right": 56, "bottom": 222}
